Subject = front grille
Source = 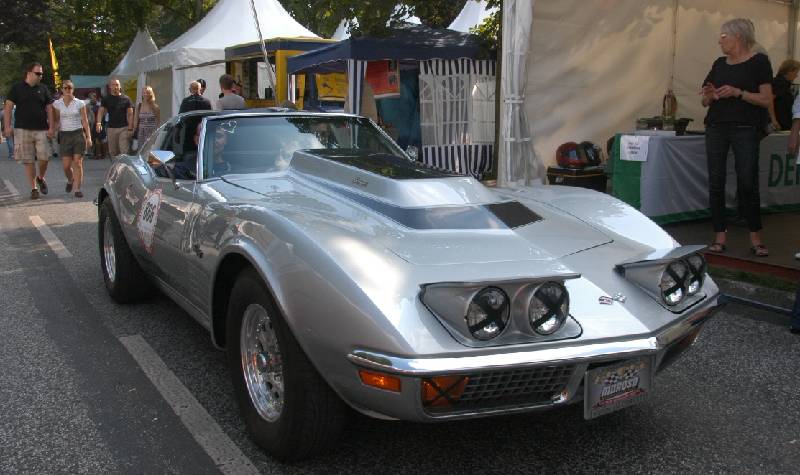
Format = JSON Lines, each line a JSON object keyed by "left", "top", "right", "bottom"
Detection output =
{"left": 424, "top": 365, "right": 575, "bottom": 414}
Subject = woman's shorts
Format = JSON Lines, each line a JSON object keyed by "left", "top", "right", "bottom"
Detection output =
{"left": 60, "top": 129, "right": 85, "bottom": 156}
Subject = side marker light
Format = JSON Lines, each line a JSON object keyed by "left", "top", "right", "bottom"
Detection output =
{"left": 358, "top": 370, "right": 402, "bottom": 392}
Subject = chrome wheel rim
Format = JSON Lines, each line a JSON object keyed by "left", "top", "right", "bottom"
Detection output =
{"left": 241, "top": 303, "right": 283, "bottom": 422}
{"left": 103, "top": 217, "right": 116, "bottom": 283}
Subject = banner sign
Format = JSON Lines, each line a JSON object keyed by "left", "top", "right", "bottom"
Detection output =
{"left": 365, "top": 60, "right": 400, "bottom": 99}
{"left": 315, "top": 73, "right": 347, "bottom": 101}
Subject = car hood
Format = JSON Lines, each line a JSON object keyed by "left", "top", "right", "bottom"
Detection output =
{"left": 220, "top": 151, "right": 613, "bottom": 266}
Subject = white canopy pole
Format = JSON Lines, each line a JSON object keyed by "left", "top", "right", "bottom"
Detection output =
{"left": 248, "top": 0, "right": 277, "bottom": 93}
{"left": 498, "top": 0, "right": 541, "bottom": 186}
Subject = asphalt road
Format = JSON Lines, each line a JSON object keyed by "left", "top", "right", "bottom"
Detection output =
{"left": 0, "top": 149, "right": 798, "bottom": 474}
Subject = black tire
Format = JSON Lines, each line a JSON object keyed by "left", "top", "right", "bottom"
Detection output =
{"left": 98, "top": 198, "right": 151, "bottom": 303}
{"left": 226, "top": 267, "right": 348, "bottom": 461}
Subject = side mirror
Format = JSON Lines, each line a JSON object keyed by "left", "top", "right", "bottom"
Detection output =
{"left": 149, "top": 149, "right": 176, "bottom": 165}
{"left": 148, "top": 149, "right": 182, "bottom": 188}
{"left": 405, "top": 145, "right": 418, "bottom": 161}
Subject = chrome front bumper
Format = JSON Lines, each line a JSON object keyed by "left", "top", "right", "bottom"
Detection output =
{"left": 344, "top": 296, "right": 722, "bottom": 421}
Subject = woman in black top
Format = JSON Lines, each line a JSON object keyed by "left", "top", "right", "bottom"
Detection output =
{"left": 769, "top": 59, "right": 799, "bottom": 131}
{"left": 701, "top": 18, "right": 773, "bottom": 256}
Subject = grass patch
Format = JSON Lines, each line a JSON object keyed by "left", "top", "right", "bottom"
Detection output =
{"left": 708, "top": 265, "right": 797, "bottom": 292}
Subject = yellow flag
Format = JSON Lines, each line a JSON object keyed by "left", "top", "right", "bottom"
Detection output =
{"left": 48, "top": 37, "right": 61, "bottom": 89}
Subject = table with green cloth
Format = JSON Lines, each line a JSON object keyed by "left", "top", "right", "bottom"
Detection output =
{"left": 610, "top": 133, "right": 800, "bottom": 225}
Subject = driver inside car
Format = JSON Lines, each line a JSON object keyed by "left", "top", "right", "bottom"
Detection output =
{"left": 169, "top": 124, "right": 202, "bottom": 180}
{"left": 157, "top": 122, "right": 229, "bottom": 180}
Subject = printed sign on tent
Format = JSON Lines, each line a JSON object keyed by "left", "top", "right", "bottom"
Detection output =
{"left": 365, "top": 60, "right": 401, "bottom": 99}
{"left": 316, "top": 72, "right": 348, "bottom": 101}
{"left": 621, "top": 135, "right": 650, "bottom": 162}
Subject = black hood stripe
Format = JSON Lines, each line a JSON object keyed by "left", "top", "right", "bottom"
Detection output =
{"left": 314, "top": 179, "right": 542, "bottom": 230}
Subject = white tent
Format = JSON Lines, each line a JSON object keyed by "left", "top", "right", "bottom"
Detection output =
{"left": 111, "top": 28, "right": 158, "bottom": 77}
{"left": 332, "top": 19, "right": 354, "bottom": 41}
{"left": 500, "top": 0, "right": 800, "bottom": 186}
{"left": 448, "top": 0, "right": 498, "bottom": 33}
{"left": 138, "top": 0, "right": 316, "bottom": 118}
{"left": 109, "top": 29, "right": 158, "bottom": 103}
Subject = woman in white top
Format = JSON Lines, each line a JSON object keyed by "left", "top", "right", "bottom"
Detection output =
{"left": 52, "top": 80, "right": 92, "bottom": 198}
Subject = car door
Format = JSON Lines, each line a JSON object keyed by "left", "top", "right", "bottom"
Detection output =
{"left": 115, "top": 120, "right": 172, "bottom": 278}
{"left": 140, "top": 117, "right": 201, "bottom": 299}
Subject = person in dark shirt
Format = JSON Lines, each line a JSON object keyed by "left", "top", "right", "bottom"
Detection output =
{"left": 157, "top": 123, "right": 201, "bottom": 180}
{"left": 96, "top": 78, "right": 133, "bottom": 157}
{"left": 178, "top": 81, "right": 212, "bottom": 114}
{"left": 768, "top": 59, "right": 799, "bottom": 131}
{"left": 701, "top": 18, "right": 772, "bottom": 256}
{"left": 2, "top": 62, "right": 55, "bottom": 199}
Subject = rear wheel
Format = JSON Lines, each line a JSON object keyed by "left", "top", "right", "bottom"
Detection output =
{"left": 98, "top": 199, "right": 151, "bottom": 303}
{"left": 226, "top": 268, "right": 348, "bottom": 461}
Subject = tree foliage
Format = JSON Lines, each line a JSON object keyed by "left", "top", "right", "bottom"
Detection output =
{"left": 282, "top": 0, "right": 464, "bottom": 38}
{"left": 470, "top": 0, "right": 500, "bottom": 49}
{"left": 1, "top": 0, "right": 220, "bottom": 95}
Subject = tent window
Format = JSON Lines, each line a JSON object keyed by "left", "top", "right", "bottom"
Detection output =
{"left": 418, "top": 59, "right": 495, "bottom": 146}
{"left": 418, "top": 59, "right": 496, "bottom": 180}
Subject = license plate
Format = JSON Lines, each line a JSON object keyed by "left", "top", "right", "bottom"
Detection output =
{"left": 584, "top": 357, "right": 652, "bottom": 420}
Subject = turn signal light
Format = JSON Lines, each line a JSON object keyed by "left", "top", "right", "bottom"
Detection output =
{"left": 421, "top": 375, "right": 469, "bottom": 407}
{"left": 358, "top": 370, "right": 402, "bottom": 392}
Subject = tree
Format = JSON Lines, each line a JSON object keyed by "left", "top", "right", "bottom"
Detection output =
{"left": 409, "top": 1, "right": 464, "bottom": 30}
{"left": 0, "top": 0, "right": 51, "bottom": 46}
{"left": 0, "top": 0, "right": 222, "bottom": 96}
{"left": 1, "top": 0, "right": 495, "bottom": 98}
{"left": 470, "top": 0, "right": 500, "bottom": 49}
{"left": 282, "top": 0, "right": 464, "bottom": 38}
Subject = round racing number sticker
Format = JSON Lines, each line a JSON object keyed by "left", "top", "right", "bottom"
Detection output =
{"left": 137, "top": 189, "right": 162, "bottom": 254}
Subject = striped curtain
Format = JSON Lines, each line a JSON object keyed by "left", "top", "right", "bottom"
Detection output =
{"left": 419, "top": 59, "right": 496, "bottom": 146}
{"left": 346, "top": 59, "right": 367, "bottom": 115}
{"left": 418, "top": 58, "right": 496, "bottom": 179}
{"left": 422, "top": 143, "right": 494, "bottom": 180}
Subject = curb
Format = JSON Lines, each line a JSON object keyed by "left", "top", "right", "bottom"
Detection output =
{"left": 715, "top": 277, "right": 796, "bottom": 317}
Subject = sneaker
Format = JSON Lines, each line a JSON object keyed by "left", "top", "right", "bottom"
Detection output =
{"left": 74, "top": 191, "right": 83, "bottom": 198}
{"left": 30, "top": 189, "right": 40, "bottom": 200}
{"left": 66, "top": 182, "right": 73, "bottom": 193}
{"left": 36, "top": 176, "right": 48, "bottom": 195}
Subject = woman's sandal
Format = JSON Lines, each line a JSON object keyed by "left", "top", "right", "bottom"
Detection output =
{"left": 708, "top": 242, "right": 726, "bottom": 253}
{"left": 750, "top": 244, "right": 769, "bottom": 257}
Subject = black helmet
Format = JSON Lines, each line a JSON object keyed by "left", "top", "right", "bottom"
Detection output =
{"left": 579, "top": 141, "right": 603, "bottom": 166}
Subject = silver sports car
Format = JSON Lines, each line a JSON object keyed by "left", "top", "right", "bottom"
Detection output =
{"left": 97, "top": 110, "right": 720, "bottom": 461}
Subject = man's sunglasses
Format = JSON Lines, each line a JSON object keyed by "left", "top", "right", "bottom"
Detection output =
{"left": 33, "top": 72, "right": 43, "bottom": 76}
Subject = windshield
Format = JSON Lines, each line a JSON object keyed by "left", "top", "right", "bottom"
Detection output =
{"left": 201, "top": 115, "right": 406, "bottom": 178}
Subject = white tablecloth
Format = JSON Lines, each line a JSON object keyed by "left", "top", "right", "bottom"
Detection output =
{"left": 627, "top": 133, "right": 800, "bottom": 221}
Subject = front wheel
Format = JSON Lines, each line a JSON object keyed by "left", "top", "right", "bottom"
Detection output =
{"left": 226, "top": 268, "right": 348, "bottom": 461}
{"left": 98, "top": 199, "right": 151, "bottom": 303}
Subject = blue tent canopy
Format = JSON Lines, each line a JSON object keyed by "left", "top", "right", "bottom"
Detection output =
{"left": 287, "top": 24, "right": 491, "bottom": 74}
